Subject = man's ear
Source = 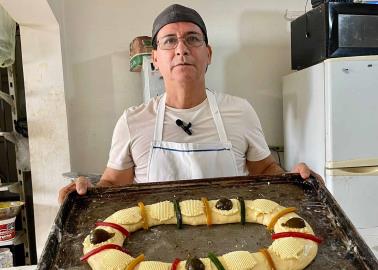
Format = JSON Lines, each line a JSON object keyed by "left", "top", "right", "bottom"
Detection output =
{"left": 151, "top": 50, "right": 159, "bottom": 70}
{"left": 207, "top": 45, "right": 212, "bottom": 65}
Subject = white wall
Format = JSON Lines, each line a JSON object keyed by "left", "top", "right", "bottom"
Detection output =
{"left": 49, "top": 0, "right": 305, "bottom": 174}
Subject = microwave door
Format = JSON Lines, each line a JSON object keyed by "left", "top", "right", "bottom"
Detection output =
{"left": 329, "top": 3, "right": 378, "bottom": 57}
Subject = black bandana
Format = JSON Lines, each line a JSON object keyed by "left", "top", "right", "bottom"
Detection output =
{"left": 152, "top": 4, "right": 208, "bottom": 49}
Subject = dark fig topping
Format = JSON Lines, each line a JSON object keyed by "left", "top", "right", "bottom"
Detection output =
{"left": 282, "top": 217, "right": 306, "bottom": 228}
{"left": 215, "top": 198, "right": 233, "bottom": 210}
{"left": 185, "top": 257, "right": 205, "bottom": 270}
{"left": 90, "top": 229, "right": 115, "bottom": 244}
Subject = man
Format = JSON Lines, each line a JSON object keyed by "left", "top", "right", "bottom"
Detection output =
{"left": 59, "top": 4, "right": 310, "bottom": 204}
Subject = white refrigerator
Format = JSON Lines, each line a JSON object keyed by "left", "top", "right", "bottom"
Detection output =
{"left": 283, "top": 56, "right": 378, "bottom": 258}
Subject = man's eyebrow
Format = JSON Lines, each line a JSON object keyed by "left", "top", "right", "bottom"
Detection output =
{"left": 159, "top": 34, "right": 176, "bottom": 39}
{"left": 159, "top": 31, "right": 202, "bottom": 39}
{"left": 185, "top": 31, "right": 202, "bottom": 36}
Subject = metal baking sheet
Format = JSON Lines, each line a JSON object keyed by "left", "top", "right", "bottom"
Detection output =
{"left": 38, "top": 174, "right": 378, "bottom": 269}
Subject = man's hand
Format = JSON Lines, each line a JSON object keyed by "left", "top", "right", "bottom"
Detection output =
{"left": 58, "top": 176, "right": 92, "bottom": 204}
{"left": 291, "top": 162, "right": 311, "bottom": 179}
{"left": 58, "top": 167, "right": 135, "bottom": 204}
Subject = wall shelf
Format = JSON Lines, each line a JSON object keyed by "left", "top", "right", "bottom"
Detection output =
{"left": 0, "top": 26, "right": 37, "bottom": 266}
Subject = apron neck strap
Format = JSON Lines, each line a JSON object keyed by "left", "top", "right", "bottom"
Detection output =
{"left": 153, "top": 90, "right": 228, "bottom": 143}
{"left": 154, "top": 94, "right": 166, "bottom": 141}
{"left": 206, "top": 89, "right": 228, "bottom": 143}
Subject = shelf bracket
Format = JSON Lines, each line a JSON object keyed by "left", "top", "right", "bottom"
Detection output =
{"left": 0, "top": 131, "right": 17, "bottom": 144}
{"left": 0, "top": 90, "right": 16, "bottom": 112}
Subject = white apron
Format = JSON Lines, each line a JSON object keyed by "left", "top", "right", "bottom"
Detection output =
{"left": 146, "top": 90, "right": 239, "bottom": 182}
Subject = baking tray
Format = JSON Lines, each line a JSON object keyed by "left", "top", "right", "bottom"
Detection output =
{"left": 38, "top": 174, "right": 378, "bottom": 269}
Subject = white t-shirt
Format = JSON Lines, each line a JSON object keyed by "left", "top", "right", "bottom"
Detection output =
{"left": 107, "top": 92, "right": 271, "bottom": 182}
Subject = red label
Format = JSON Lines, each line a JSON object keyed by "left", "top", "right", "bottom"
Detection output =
{"left": 0, "top": 222, "right": 16, "bottom": 241}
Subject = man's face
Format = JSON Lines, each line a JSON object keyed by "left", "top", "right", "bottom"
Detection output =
{"left": 152, "top": 22, "right": 212, "bottom": 84}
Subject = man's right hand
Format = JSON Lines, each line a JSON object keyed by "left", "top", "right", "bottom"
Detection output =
{"left": 58, "top": 176, "right": 92, "bottom": 204}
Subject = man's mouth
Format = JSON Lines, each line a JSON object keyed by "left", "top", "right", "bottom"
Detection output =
{"left": 173, "top": 63, "right": 193, "bottom": 68}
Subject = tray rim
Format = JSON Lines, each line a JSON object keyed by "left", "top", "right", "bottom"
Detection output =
{"left": 38, "top": 173, "right": 378, "bottom": 269}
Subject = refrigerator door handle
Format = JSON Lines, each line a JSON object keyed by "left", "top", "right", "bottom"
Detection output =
{"left": 328, "top": 166, "right": 378, "bottom": 176}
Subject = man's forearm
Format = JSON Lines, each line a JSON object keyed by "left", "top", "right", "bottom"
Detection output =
{"left": 96, "top": 178, "right": 120, "bottom": 187}
{"left": 247, "top": 155, "right": 286, "bottom": 176}
{"left": 97, "top": 167, "right": 135, "bottom": 187}
{"left": 261, "top": 161, "right": 285, "bottom": 175}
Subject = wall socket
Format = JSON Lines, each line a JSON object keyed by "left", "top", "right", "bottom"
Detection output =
{"left": 269, "top": 146, "right": 284, "bottom": 152}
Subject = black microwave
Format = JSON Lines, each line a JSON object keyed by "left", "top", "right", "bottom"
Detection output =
{"left": 291, "top": 2, "right": 378, "bottom": 70}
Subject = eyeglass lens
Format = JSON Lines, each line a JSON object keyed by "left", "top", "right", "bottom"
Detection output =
{"left": 158, "top": 33, "right": 204, "bottom": 49}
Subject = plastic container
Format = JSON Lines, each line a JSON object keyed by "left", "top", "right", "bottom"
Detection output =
{"left": 0, "top": 248, "right": 13, "bottom": 267}
{"left": 0, "top": 216, "right": 16, "bottom": 242}
{"left": 0, "top": 247, "right": 13, "bottom": 267}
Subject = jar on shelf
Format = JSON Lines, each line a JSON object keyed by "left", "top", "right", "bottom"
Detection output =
{"left": 0, "top": 247, "right": 13, "bottom": 267}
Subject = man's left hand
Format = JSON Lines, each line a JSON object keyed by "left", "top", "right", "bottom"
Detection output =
{"left": 291, "top": 162, "right": 311, "bottom": 179}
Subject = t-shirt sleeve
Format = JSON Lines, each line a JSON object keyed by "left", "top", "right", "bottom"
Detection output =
{"left": 106, "top": 111, "right": 134, "bottom": 170}
{"left": 242, "top": 100, "right": 271, "bottom": 161}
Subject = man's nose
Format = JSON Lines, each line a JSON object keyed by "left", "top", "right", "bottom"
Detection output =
{"left": 175, "top": 39, "right": 189, "bottom": 56}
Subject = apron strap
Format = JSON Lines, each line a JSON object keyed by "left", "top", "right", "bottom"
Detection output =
{"left": 206, "top": 89, "right": 228, "bottom": 143}
{"left": 153, "top": 90, "right": 229, "bottom": 143}
{"left": 154, "top": 94, "right": 166, "bottom": 142}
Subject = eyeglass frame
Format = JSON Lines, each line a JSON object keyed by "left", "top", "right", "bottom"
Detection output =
{"left": 156, "top": 32, "right": 206, "bottom": 50}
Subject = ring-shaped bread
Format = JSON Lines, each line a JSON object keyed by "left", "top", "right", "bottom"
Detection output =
{"left": 82, "top": 198, "right": 320, "bottom": 270}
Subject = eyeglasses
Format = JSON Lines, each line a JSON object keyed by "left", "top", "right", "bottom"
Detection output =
{"left": 157, "top": 33, "right": 205, "bottom": 50}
